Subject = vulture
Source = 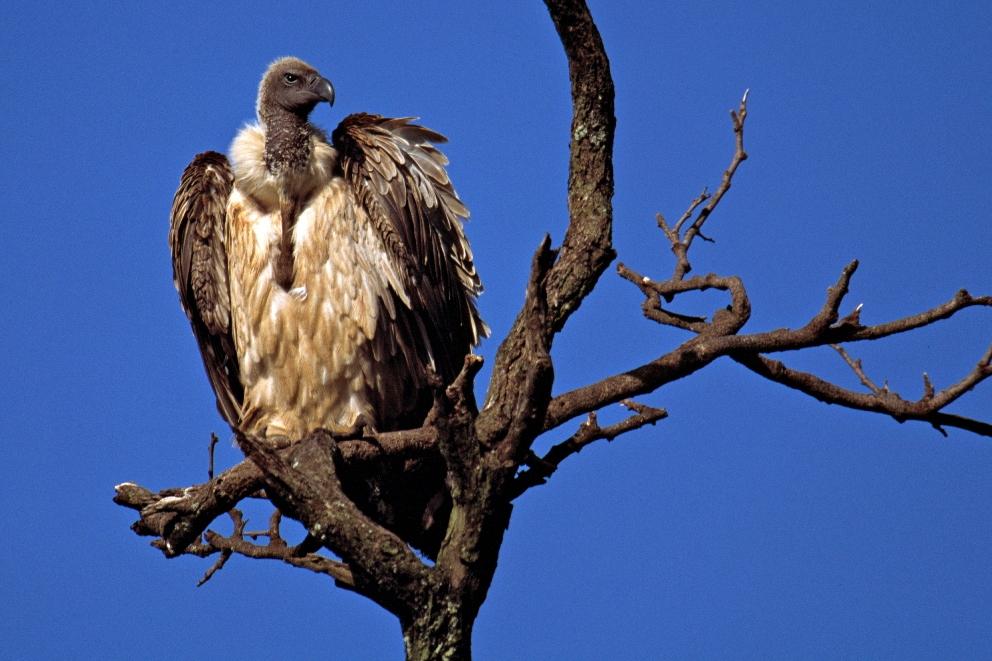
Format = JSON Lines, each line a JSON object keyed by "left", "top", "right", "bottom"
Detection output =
{"left": 169, "top": 57, "right": 487, "bottom": 555}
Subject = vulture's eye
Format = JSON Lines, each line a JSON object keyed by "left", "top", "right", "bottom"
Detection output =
{"left": 284, "top": 74, "right": 298, "bottom": 84}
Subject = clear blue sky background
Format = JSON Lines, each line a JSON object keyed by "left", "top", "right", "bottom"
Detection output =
{"left": 1, "top": 1, "right": 990, "bottom": 658}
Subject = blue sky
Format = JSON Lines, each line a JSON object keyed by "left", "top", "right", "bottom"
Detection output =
{"left": 1, "top": 1, "right": 990, "bottom": 658}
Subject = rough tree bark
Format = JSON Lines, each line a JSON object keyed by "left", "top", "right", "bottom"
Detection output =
{"left": 114, "top": 2, "right": 992, "bottom": 659}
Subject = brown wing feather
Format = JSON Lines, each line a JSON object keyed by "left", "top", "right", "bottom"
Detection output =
{"left": 332, "top": 114, "right": 488, "bottom": 403}
{"left": 169, "top": 151, "right": 243, "bottom": 429}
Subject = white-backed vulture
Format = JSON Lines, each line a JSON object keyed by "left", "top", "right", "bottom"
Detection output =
{"left": 169, "top": 57, "right": 487, "bottom": 555}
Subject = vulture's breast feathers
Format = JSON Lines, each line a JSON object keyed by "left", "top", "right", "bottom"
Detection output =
{"left": 224, "top": 124, "right": 409, "bottom": 439}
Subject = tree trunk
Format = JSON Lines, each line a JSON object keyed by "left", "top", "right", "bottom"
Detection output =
{"left": 402, "top": 594, "right": 476, "bottom": 661}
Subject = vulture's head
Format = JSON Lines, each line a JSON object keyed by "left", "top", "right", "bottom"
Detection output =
{"left": 257, "top": 57, "right": 335, "bottom": 122}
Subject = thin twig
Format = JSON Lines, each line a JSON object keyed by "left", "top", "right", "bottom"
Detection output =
{"left": 672, "top": 189, "right": 710, "bottom": 235}
{"left": 656, "top": 90, "right": 749, "bottom": 281}
{"left": 681, "top": 90, "right": 749, "bottom": 256}
{"left": 208, "top": 433, "right": 219, "bottom": 480}
{"left": 511, "top": 400, "right": 667, "bottom": 498}
{"left": 197, "top": 509, "right": 245, "bottom": 586}
{"left": 830, "top": 344, "right": 884, "bottom": 395}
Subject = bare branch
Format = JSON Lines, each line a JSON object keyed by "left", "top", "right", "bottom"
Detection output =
{"left": 808, "top": 260, "right": 860, "bottom": 332}
{"left": 336, "top": 426, "right": 439, "bottom": 463}
{"left": 839, "top": 290, "right": 992, "bottom": 342}
{"left": 542, "top": 0, "right": 618, "bottom": 333}
{"left": 926, "top": 412, "right": 992, "bottom": 438}
{"left": 114, "top": 460, "right": 265, "bottom": 557}
{"left": 244, "top": 508, "right": 286, "bottom": 543}
{"left": 546, "top": 267, "right": 991, "bottom": 435}
{"left": 426, "top": 353, "right": 485, "bottom": 430}
{"left": 658, "top": 90, "right": 749, "bottom": 281}
{"left": 196, "top": 548, "right": 232, "bottom": 586}
{"left": 617, "top": 263, "right": 750, "bottom": 334}
{"left": 204, "top": 529, "right": 355, "bottom": 585}
{"left": 115, "top": 424, "right": 442, "bottom": 559}
{"left": 480, "top": 0, "right": 617, "bottom": 454}
{"left": 511, "top": 400, "right": 667, "bottom": 499}
{"left": 716, "top": 284, "right": 991, "bottom": 356}
{"left": 187, "top": 508, "right": 357, "bottom": 587}
{"left": 681, "top": 90, "right": 749, "bottom": 254}
{"left": 429, "top": 353, "right": 486, "bottom": 499}
{"left": 732, "top": 348, "right": 992, "bottom": 437}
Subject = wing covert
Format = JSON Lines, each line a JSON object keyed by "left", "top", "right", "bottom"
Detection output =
{"left": 169, "top": 151, "right": 243, "bottom": 429}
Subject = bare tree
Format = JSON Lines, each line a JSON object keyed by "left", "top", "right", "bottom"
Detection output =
{"left": 114, "top": 1, "right": 992, "bottom": 659}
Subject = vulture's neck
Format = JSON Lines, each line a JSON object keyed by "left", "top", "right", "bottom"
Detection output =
{"left": 261, "top": 108, "right": 314, "bottom": 177}
{"left": 261, "top": 108, "right": 315, "bottom": 291}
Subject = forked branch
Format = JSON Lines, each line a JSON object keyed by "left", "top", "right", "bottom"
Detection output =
{"left": 732, "top": 343, "right": 992, "bottom": 437}
{"left": 657, "top": 89, "right": 749, "bottom": 282}
{"left": 197, "top": 509, "right": 355, "bottom": 587}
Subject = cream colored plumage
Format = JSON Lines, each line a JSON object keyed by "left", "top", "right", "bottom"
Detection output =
{"left": 227, "top": 124, "right": 409, "bottom": 438}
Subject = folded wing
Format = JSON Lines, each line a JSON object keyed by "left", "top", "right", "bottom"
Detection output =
{"left": 332, "top": 114, "right": 487, "bottom": 404}
{"left": 169, "top": 151, "right": 243, "bottom": 429}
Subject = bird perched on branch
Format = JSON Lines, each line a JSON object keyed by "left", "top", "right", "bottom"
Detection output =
{"left": 169, "top": 57, "right": 487, "bottom": 554}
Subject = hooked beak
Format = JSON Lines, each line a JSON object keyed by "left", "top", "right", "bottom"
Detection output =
{"left": 310, "top": 75, "right": 335, "bottom": 106}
